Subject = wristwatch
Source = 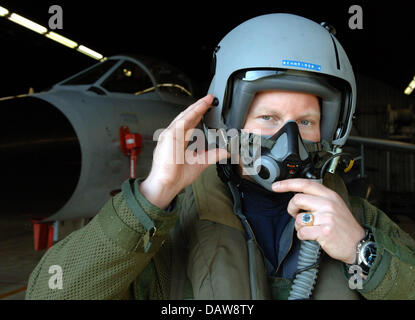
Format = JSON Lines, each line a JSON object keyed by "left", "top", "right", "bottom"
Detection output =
{"left": 354, "top": 228, "right": 377, "bottom": 275}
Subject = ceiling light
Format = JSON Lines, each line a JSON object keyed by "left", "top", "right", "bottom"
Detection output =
{"left": 3, "top": 10, "right": 105, "bottom": 61}
{"left": 123, "top": 68, "right": 132, "bottom": 77}
{"left": 76, "top": 45, "right": 103, "bottom": 60}
{"left": 0, "top": 6, "right": 9, "bottom": 17}
{"left": 404, "top": 76, "right": 415, "bottom": 95}
{"left": 8, "top": 13, "right": 47, "bottom": 34}
{"left": 46, "top": 31, "right": 78, "bottom": 49}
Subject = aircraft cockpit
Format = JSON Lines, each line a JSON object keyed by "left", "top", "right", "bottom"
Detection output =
{"left": 55, "top": 55, "right": 194, "bottom": 98}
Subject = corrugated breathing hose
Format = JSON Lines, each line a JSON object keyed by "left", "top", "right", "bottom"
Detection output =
{"left": 288, "top": 239, "right": 321, "bottom": 299}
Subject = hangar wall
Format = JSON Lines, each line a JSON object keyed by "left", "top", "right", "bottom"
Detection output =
{"left": 349, "top": 73, "right": 415, "bottom": 214}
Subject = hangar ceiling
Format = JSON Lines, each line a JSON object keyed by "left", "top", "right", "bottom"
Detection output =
{"left": 0, "top": 1, "right": 414, "bottom": 98}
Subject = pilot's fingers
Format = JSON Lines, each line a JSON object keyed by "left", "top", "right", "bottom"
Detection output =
{"left": 170, "top": 94, "right": 214, "bottom": 130}
{"left": 286, "top": 193, "right": 328, "bottom": 218}
{"left": 161, "top": 95, "right": 213, "bottom": 146}
{"left": 272, "top": 178, "right": 338, "bottom": 200}
{"left": 185, "top": 147, "right": 230, "bottom": 166}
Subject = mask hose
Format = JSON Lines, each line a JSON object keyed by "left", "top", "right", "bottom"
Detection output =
{"left": 288, "top": 240, "right": 321, "bottom": 300}
{"left": 288, "top": 178, "right": 323, "bottom": 300}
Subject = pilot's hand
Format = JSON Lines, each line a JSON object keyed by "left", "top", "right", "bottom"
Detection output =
{"left": 139, "top": 94, "right": 229, "bottom": 210}
{"left": 272, "top": 179, "right": 365, "bottom": 264}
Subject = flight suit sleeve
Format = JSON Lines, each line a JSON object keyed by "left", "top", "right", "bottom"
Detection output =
{"left": 348, "top": 196, "right": 415, "bottom": 299}
{"left": 25, "top": 179, "right": 179, "bottom": 300}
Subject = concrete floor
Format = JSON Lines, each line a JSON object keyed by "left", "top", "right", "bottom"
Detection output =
{"left": 1, "top": 210, "right": 415, "bottom": 300}
{"left": 0, "top": 213, "right": 46, "bottom": 300}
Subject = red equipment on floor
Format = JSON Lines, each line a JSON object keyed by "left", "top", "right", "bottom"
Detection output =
{"left": 31, "top": 219, "right": 54, "bottom": 251}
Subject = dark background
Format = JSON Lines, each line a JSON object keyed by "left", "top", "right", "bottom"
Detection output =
{"left": 0, "top": 1, "right": 414, "bottom": 98}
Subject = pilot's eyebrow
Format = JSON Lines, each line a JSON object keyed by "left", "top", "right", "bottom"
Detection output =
{"left": 298, "top": 111, "right": 321, "bottom": 118}
{"left": 253, "top": 106, "right": 320, "bottom": 118}
{"left": 252, "top": 105, "right": 283, "bottom": 115}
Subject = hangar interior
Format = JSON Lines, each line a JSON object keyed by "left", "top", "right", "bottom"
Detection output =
{"left": 0, "top": 2, "right": 414, "bottom": 300}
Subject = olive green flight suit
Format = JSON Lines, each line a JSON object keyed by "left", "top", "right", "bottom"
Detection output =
{"left": 26, "top": 165, "right": 415, "bottom": 300}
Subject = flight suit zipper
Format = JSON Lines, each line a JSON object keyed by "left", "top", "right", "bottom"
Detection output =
{"left": 274, "top": 219, "right": 296, "bottom": 276}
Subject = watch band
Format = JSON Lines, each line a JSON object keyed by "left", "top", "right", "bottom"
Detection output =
{"left": 355, "top": 228, "right": 377, "bottom": 275}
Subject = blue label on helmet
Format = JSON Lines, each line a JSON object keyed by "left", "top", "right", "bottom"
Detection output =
{"left": 282, "top": 60, "right": 322, "bottom": 71}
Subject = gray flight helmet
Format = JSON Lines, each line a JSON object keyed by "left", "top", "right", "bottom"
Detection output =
{"left": 203, "top": 13, "right": 357, "bottom": 148}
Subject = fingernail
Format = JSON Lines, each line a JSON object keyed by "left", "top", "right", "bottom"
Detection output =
{"left": 272, "top": 181, "right": 280, "bottom": 190}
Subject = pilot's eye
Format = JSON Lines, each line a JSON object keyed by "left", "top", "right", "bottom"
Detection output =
{"left": 260, "top": 115, "right": 272, "bottom": 121}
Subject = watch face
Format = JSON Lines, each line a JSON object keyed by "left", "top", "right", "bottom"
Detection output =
{"left": 361, "top": 241, "right": 377, "bottom": 267}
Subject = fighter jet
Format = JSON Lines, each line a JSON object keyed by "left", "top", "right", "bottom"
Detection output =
{"left": 0, "top": 55, "right": 195, "bottom": 224}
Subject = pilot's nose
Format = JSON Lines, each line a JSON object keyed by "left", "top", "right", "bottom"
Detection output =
{"left": 268, "top": 120, "right": 297, "bottom": 137}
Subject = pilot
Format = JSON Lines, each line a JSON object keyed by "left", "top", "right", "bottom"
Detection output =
{"left": 26, "top": 14, "right": 415, "bottom": 300}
